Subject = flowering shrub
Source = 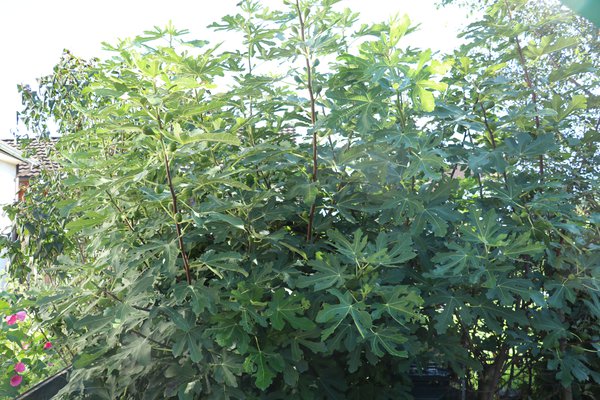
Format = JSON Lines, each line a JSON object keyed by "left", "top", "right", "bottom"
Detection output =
{"left": 0, "top": 294, "right": 62, "bottom": 397}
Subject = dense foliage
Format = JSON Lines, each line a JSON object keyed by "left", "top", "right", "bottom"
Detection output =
{"left": 3, "top": 0, "right": 599, "bottom": 399}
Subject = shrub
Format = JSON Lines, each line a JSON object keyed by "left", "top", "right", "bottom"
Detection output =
{"left": 5, "top": 0, "right": 599, "bottom": 399}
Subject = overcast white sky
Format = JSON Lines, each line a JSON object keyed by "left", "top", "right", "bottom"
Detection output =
{"left": 0, "top": 0, "right": 467, "bottom": 138}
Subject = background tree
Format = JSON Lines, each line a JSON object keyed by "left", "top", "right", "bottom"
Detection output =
{"left": 433, "top": 0, "right": 599, "bottom": 398}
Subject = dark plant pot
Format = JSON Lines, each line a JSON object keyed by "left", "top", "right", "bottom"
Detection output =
{"left": 410, "top": 364, "right": 461, "bottom": 400}
{"left": 16, "top": 368, "right": 69, "bottom": 400}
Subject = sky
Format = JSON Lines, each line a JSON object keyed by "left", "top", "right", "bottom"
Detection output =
{"left": 0, "top": 0, "right": 468, "bottom": 138}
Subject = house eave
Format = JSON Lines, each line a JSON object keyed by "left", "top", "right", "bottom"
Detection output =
{"left": 0, "top": 141, "right": 34, "bottom": 166}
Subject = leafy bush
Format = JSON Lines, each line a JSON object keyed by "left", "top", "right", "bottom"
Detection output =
{"left": 4, "top": 0, "right": 599, "bottom": 399}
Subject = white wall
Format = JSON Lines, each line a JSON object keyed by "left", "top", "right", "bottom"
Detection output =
{"left": 0, "top": 158, "right": 18, "bottom": 289}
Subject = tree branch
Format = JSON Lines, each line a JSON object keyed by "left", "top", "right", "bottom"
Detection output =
{"left": 479, "top": 103, "right": 509, "bottom": 188}
{"left": 156, "top": 112, "right": 192, "bottom": 284}
{"left": 295, "top": 0, "right": 318, "bottom": 242}
{"left": 505, "top": 1, "right": 544, "bottom": 178}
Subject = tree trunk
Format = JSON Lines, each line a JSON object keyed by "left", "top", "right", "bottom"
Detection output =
{"left": 477, "top": 348, "right": 509, "bottom": 400}
{"left": 560, "top": 340, "right": 573, "bottom": 400}
{"left": 562, "top": 386, "right": 573, "bottom": 400}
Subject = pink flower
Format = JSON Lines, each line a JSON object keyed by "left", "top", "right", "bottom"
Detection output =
{"left": 14, "top": 362, "right": 26, "bottom": 373}
{"left": 10, "top": 375, "right": 23, "bottom": 387}
{"left": 21, "top": 342, "right": 29, "bottom": 350}
{"left": 43, "top": 342, "right": 53, "bottom": 350}
{"left": 15, "top": 311, "right": 27, "bottom": 321}
{"left": 5, "top": 314, "right": 17, "bottom": 325}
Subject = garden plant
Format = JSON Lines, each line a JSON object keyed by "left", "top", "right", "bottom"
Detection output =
{"left": 2, "top": 0, "right": 599, "bottom": 398}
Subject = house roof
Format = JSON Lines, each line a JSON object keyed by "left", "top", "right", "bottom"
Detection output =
{"left": 1, "top": 138, "right": 59, "bottom": 178}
